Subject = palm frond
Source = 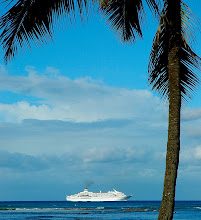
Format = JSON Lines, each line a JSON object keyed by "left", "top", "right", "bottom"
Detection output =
{"left": 148, "top": 1, "right": 200, "bottom": 102}
{"left": 181, "top": 2, "right": 201, "bottom": 46}
{"left": 0, "top": 0, "right": 93, "bottom": 63}
{"left": 100, "top": 0, "right": 160, "bottom": 43}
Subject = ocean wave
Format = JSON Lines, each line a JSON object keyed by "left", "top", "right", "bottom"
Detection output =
{"left": 196, "top": 207, "right": 201, "bottom": 210}
{"left": 0, "top": 206, "right": 159, "bottom": 213}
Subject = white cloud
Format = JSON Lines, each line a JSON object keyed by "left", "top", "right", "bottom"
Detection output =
{"left": 45, "top": 66, "right": 60, "bottom": 76}
{"left": 81, "top": 146, "right": 147, "bottom": 163}
{"left": 180, "top": 149, "right": 194, "bottom": 162}
{"left": 138, "top": 168, "right": 157, "bottom": 177}
{"left": 194, "top": 146, "right": 201, "bottom": 159}
{"left": 0, "top": 65, "right": 167, "bottom": 123}
{"left": 0, "top": 102, "right": 57, "bottom": 122}
{"left": 182, "top": 107, "right": 201, "bottom": 121}
{"left": 182, "top": 122, "right": 201, "bottom": 138}
{"left": 178, "top": 145, "right": 201, "bottom": 163}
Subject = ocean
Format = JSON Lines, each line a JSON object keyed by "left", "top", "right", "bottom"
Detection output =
{"left": 0, "top": 201, "right": 201, "bottom": 219}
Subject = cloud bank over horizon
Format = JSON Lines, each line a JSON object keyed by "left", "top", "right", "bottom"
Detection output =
{"left": 0, "top": 65, "right": 201, "bottom": 200}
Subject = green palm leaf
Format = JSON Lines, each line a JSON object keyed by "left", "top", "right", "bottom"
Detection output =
{"left": 0, "top": 0, "right": 93, "bottom": 63}
{"left": 148, "top": 1, "right": 200, "bottom": 102}
{"left": 100, "top": 0, "right": 159, "bottom": 43}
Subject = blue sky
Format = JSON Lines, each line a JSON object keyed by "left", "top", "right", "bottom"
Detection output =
{"left": 0, "top": 0, "right": 201, "bottom": 201}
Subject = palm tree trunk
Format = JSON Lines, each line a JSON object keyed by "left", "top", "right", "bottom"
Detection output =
{"left": 158, "top": 0, "right": 181, "bottom": 219}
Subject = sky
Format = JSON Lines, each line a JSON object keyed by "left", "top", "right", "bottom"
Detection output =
{"left": 0, "top": 0, "right": 201, "bottom": 201}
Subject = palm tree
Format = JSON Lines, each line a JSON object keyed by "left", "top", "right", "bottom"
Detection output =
{"left": 148, "top": 0, "right": 200, "bottom": 219}
{"left": 101, "top": 0, "right": 200, "bottom": 219}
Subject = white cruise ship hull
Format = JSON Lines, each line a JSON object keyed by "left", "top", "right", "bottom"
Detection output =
{"left": 66, "top": 189, "right": 132, "bottom": 202}
{"left": 66, "top": 195, "right": 131, "bottom": 202}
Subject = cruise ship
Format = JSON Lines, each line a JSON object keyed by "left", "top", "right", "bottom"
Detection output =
{"left": 66, "top": 188, "right": 132, "bottom": 202}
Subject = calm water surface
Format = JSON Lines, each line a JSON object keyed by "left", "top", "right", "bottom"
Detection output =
{"left": 0, "top": 201, "right": 201, "bottom": 219}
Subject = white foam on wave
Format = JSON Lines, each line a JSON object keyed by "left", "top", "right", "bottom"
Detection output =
{"left": 15, "top": 208, "right": 27, "bottom": 210}
{"left": 15, "top": 207, "right": 64, "bottom": 211}
{"left": 96, "top": 207, "right": 104, "bottom": 210}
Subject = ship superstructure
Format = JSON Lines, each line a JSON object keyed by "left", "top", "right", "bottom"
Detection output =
{"left": 66, "top": 188, "right": 131, "bottom": 202}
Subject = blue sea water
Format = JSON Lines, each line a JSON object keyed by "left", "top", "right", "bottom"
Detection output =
{"left": 0, "top": 201, "right": 201, "bottom": 219}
